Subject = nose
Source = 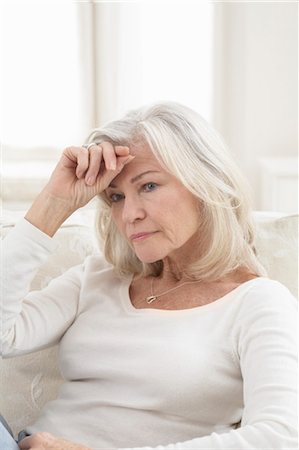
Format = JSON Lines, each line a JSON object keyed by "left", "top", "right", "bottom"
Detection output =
{"left": 121, "top": 194, "right": 146, "bottom": 224}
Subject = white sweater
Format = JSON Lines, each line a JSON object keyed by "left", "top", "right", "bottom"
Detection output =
{"left": 1, "top": 219, "right": 297, "bottom": 450}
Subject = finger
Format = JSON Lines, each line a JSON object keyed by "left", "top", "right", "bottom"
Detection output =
{"left": 18, "top": 436, "right": 30, "bottom": 449}
{"left": 19, "top": 432, "right": 56, "bottom": 450}
{"left": 115, "top": 154, "right": 135, "bottom": 171}
{"left": 84, "top": 145, "right": 103, "bottom": 185}
{"left": 62, "top": 146, "right": 84, "bottom": 169}
{"left": 102, "top": 144, "right": 131, "bottom": 170}
{"left": 101, "top": 141, "right": 118, "bottom": 171}
{"left": 101, "top": 144, "right": 131, "bottom": 170}
{"left": 18, "top": 434, "right": 42, "bottom": 449}
{"left": 18, "top": 434, "right": 37, "bottom": 449}
{"left": 76, "top": 147, "right": 90, "bottom": 179}
{"left": 95, "top": 154, "right": 135, "bottom": 191}
{"left": 115, "top": 145, "right": 130, "bottom": 156}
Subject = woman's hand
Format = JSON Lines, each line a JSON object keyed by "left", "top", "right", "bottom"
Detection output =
{"left": 18, "top": 432, "right": 91, "bottom": 450}
{"left": 45, "top": 142, "right": 133, "bottom": 209}
{"left": 25, "top": 142, "right": 134, "bottom": 236}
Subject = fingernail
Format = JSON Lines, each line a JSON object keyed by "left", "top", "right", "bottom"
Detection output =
{"left": 124, "top": 155, "right": 135, "bottom": 164}
{"left": 109, "top": 162, "right": 116, "bottom": 170}
{"left": 119, "top": 155, "right": 135, "bottom": 168}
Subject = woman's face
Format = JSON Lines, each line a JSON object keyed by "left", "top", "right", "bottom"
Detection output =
{"left": 105, "top": 144, "right": 200, "bottom": 264}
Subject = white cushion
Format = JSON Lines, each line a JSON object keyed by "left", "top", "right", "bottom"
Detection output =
{"left": 253, "top": 212, "right": 298, "bottom": 299}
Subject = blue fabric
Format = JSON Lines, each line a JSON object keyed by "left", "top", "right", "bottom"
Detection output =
{"left": 0, "top": 416, "right": 19, "bottom": 449}
{"left": 0, "top": 415, "right": 30, "bottom": 448}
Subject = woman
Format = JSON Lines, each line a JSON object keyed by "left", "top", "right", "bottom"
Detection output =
{"left": 1, "top": 102, "right": 297, "bottom": 450}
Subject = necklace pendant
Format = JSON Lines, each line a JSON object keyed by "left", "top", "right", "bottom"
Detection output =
{"left": 146, "top": 295, "right": 157, "bottom": 304}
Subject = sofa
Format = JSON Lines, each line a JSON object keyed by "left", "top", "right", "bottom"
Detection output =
{"left": 0, "top": 208, "right": 298, "bottom": 439}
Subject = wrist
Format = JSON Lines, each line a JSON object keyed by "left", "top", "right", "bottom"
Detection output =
{"left": 25, "top": 190, "right": 75, "bottom": 237}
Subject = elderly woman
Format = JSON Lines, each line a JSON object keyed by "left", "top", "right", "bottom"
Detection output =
{"left": 1, "top": 102, "right": 297, "bottom": 450}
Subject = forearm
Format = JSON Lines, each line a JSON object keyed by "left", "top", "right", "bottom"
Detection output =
{"left": 120, "top": 422, "right": 298, "bottom": 450}
{"left": 25, "top": 189, "right": 75, "bottom": 237}
{"left": 1, "top": 219, "right": 55, "bottom": 342}
{"left": 1, "top": 218, "right": 82, "bottom": 356}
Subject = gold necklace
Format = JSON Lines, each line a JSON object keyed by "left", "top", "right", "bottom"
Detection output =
{"left": 145, "top": 277, "right": 202, "bottom": 304}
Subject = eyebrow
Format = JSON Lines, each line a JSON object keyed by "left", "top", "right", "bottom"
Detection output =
{"left": 108, "top": 170, "right": 160, "bottom": 188}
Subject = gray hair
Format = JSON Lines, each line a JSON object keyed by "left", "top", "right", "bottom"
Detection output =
{"left": 86, "top": 101, "right": 266, "bottom": 280}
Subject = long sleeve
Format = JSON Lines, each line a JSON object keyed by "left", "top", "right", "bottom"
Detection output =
{"left": 1, "top": 219, "right": 82, "bottom": 357}
{"left": 120, "top": 283, "right": 298, "bottom": 450}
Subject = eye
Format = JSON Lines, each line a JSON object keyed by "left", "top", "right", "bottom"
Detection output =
{"left": 143, "top": 182, "right": 158, "bottom": 192}
{"left": 109, "top": 193, "right": 124, "bottom": 203}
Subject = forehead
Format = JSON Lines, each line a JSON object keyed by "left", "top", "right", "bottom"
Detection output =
{"left": 112, "top": 143, "right": 164, "bottom": 184}
{"left": 129, "top": 142, "right": 157, "bottom": 161}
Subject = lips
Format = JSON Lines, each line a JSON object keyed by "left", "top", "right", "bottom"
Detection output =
{"left": 129, "top": 231, "right": 157, "bottom": 242}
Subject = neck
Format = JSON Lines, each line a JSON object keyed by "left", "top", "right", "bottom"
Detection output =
{"left": 159, "top": 230, "right": 203, "bottom": 282}
{"left": 160, "top": 259, "right": 189, "bottom": 282}
{"left": 160, "top": 251, "right": 201, "bottom": 283}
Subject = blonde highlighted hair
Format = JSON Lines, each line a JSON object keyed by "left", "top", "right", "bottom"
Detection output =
{"left": 86, "top": 101, "right": 266, "bottom": 280}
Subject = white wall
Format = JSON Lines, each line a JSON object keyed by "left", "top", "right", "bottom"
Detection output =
{"left": 213, "top": 2, "right": 298, "bottom": 210}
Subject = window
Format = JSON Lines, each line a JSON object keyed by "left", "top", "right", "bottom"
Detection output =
{"left": 1, "top": 1, "right": 214, "bottom": 208}
{"left": 0, "top": 1, "right": 84, "bottom": 155}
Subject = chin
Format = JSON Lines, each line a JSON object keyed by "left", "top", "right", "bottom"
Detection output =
{"left": 136, "top": 255, "right": 161, "bottom": 264}
{"left": 132, "top": 241, "right": 170, "bottom": 263}
{"left": 135, "top": 251, "right": 167, "bottom": 264}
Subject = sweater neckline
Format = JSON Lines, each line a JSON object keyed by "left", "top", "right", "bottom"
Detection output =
{"left": 120, "top": 276, "right": 270, "bottom": 315}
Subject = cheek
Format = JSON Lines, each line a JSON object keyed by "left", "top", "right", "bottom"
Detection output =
{"left": 172, "top": 203, "right": 200, "bottom": 236}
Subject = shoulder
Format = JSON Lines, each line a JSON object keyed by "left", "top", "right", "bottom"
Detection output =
{"left": 228, "top": 278, "right": 297, "bottom": 369}
{"left": 232, "top": 277, "right": 297, "bottom": 340}
{"left": 238, "top": 277, "right": 297, "bottom": 311}
{"left": 223, "top": 277, "right": 297, "bottom": 330}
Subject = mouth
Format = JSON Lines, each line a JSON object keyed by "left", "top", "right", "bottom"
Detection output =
{"left": 129, "top": 231, "right": 157, "bottom": 242}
